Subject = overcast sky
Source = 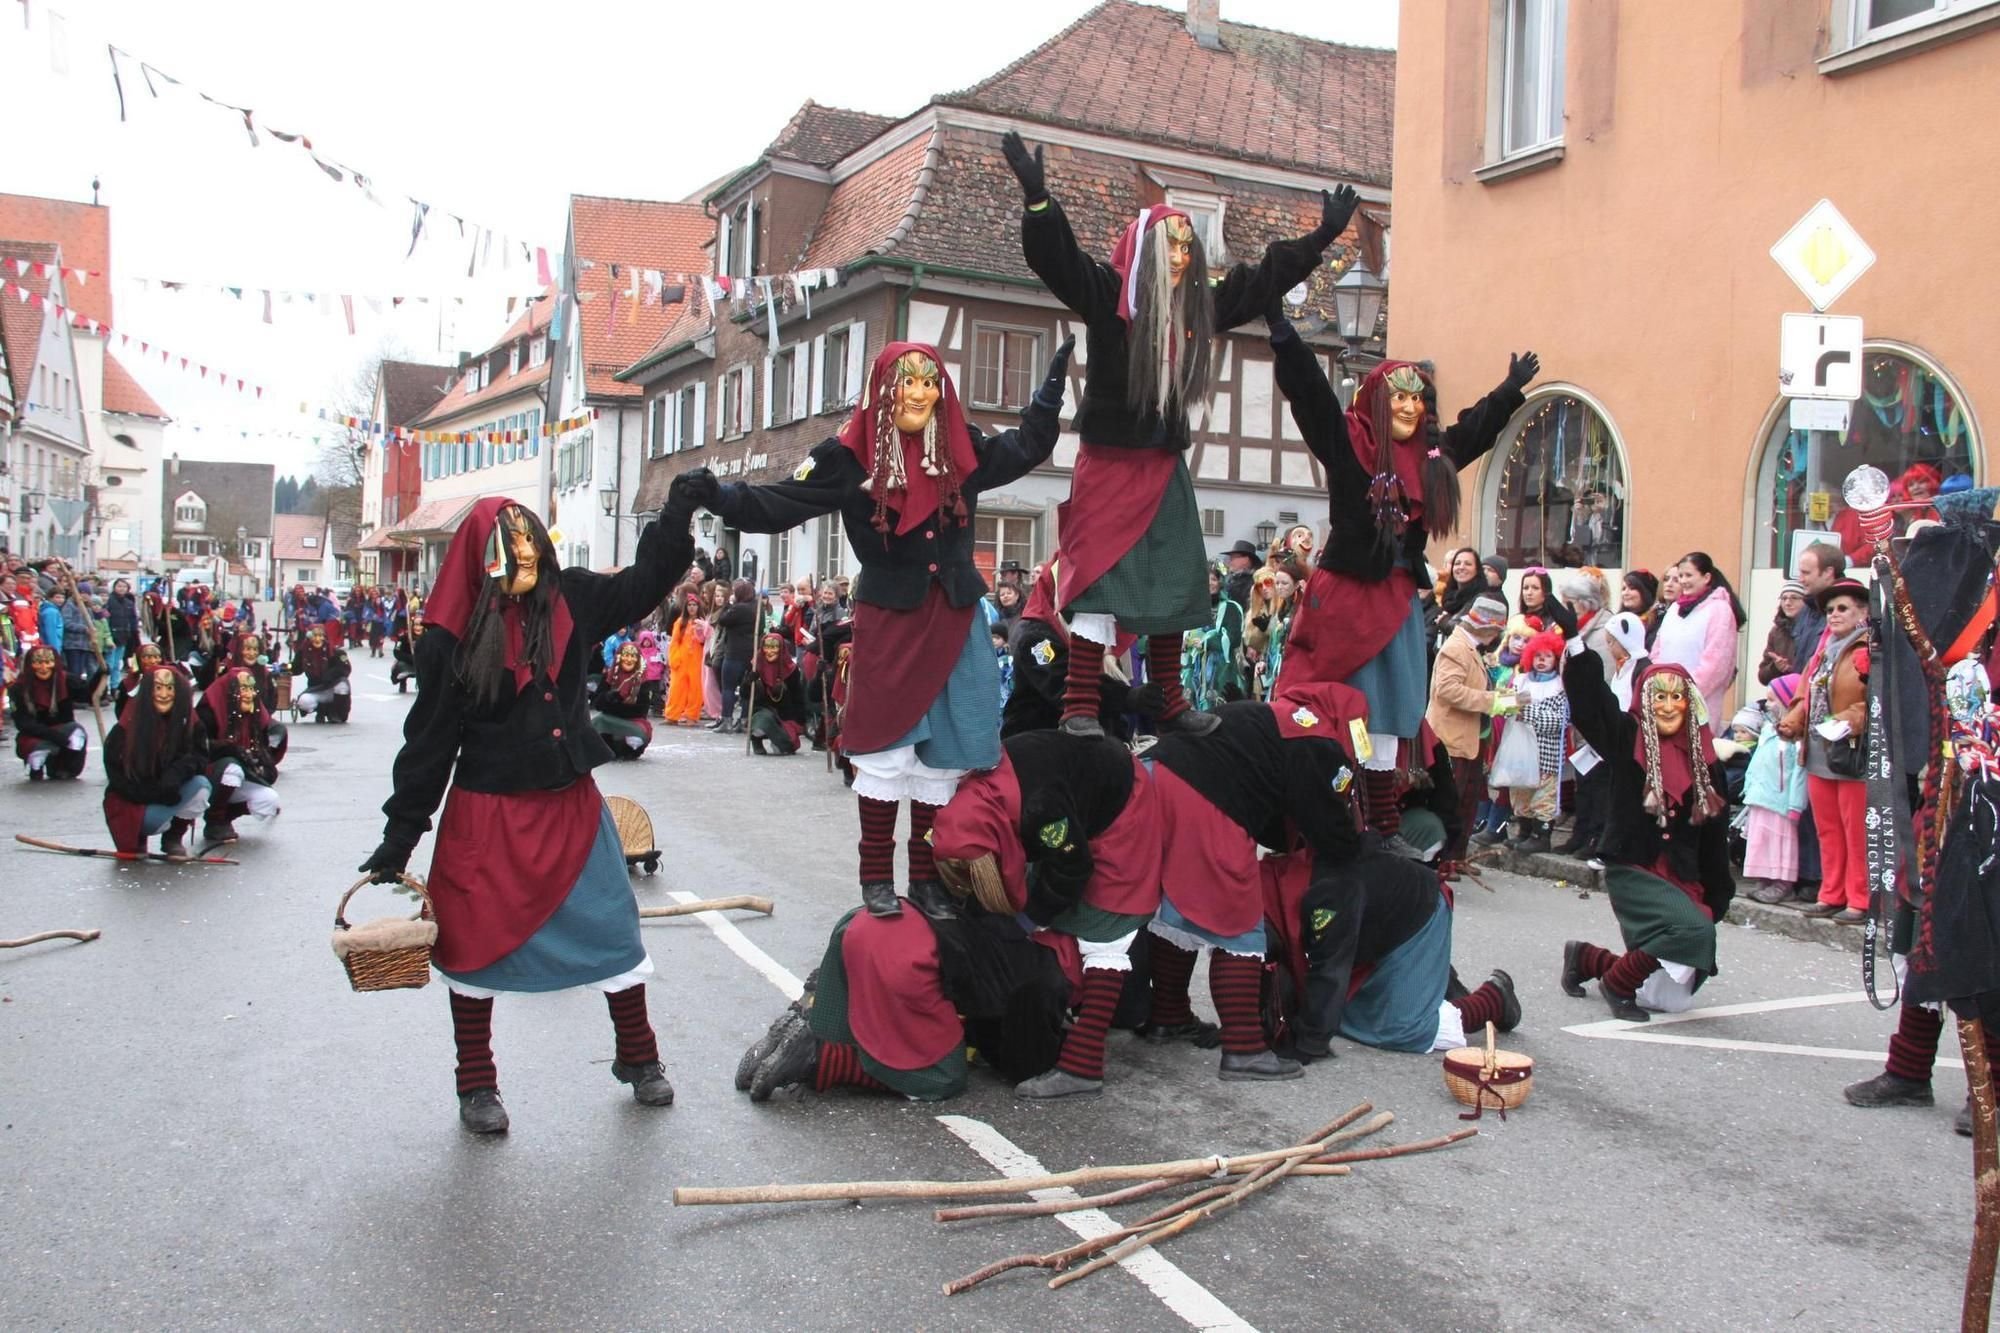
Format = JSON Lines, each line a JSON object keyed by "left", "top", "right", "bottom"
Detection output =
{"left": 0, "top": 0, "right": 1397, "bottom": 477}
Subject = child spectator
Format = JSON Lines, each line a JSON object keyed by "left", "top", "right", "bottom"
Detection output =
{"left": 1741, "top": 674, "right": 1808, "bottom": 904}
{"left": 1424, "top": 594, "right": 1514, "bottom": 867}
{"left": 1491, "top": 625, "right": 1568, "bottom": 852}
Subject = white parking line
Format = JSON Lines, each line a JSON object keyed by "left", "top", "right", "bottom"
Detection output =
{"left": 1563, "top": 990, "right": 1964, "bottom": 1068}
{"left": 936, "top": 1115, "right": 1256, "bottom": 1332}
{"left": 666, "top": 890, "right": 804, "bottom": 1001}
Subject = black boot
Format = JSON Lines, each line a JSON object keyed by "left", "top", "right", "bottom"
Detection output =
{"left": 906, "top": 878, "right": 960, "bottom": 921}
{"left": 1556, "top": 823, "right": 1596, "bottom": 856}
{"left": 1843, "top": 1071, "right": 1934, "bottom": 1108}
{"left": 160, "top": 818, "right": 192, "bottom": 860}
{"left": 1514, "top": 819, "right": 1551, "bottom": 854}
{"left": 750, "top": 1021, "right": 821, "bottom": 1102}
{"left": 458, "top": 1088, "right": 510, "bottom": 1134}
{"left": 1157, "top": 708, "right": 1221, "bottom": 737}
{"left": 203, "top": 815, "right": 238, "bottom": 846}
{"left": 860, "top": 880, "right": 902, "bottom": 918}
{"left": 1059, "top": 715, "right": 1106, "bottom": 740}
{"left": 1560, "top": 940, "right": 1589, "bottom": 998}
{"left": 1602, "top": 984, "right": 1649, "bottom": 1023}
{"left": 1218, "top": 1049, "right": 1304, "bottom": 1081}
{"left": 612, "top": 1060, "right": 676, "bottom": 1106}
{"left": 1489, "top": 968, "right": 1522, "bottom": 1033}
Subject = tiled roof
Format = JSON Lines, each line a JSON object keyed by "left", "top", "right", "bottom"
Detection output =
{"left": 0, "top": 239, "right": 58, "bottom": 408}
{"left": 101, "top": 349, "right": 166, "bottom": 418}
{"left": 0, "top": 194, "right": 112, "bottom": 325}
{"left": 161, "top": 458, "right": 275, "bottom": 542}
{"left": 271, "top": 513, "right": 326, "bottom": 562}
{"left": 570, "top": 196, "right": 712, "bottom": 400}
{"left": 800, "top": 130, "right": 935, "bottom": 269}
{"left": 764, "top": 100, "right": 901, "bottom": 168}
{"left": 411, "top": 290, "right": 555, "bottom": 427}
{"left": 378, "top": 358, "right": 454, "bottom": 428}
{"left": 936, "top": 0, "right": 1395, "bottom": 186}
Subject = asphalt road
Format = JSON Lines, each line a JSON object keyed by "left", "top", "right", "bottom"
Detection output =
{"left": 0, "top": 649, "right": 1981, "bottom": 1330}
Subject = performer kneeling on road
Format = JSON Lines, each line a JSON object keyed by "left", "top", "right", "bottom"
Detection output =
{"left": 197, "top": 666, "right": 284, "bottom": 846}
{"left": 747, "top": 631, "right": 809, "bottom": 756}
{"left": 1559, "top": 647, "right": 1736, "bottom": 1022}
{"left": 288, "top": 623, "right": 353, "bottom": 723}
{"left": 682, "top": 336, "right": 1073, "bottom": 921}
{"left": 359, "top": 488, "right": 698, "bottom": 1134}
{"left": 102, "top": 665, "right": 212, "bottom": 859}
{"left": 11, "top": 645, "right": 88, "bottom": 781}
{"left": 930, "top": 728, "right": 1164, "bottom": 1099}
{"left": 590, "top": 639, "right": 652, "bottom": 759}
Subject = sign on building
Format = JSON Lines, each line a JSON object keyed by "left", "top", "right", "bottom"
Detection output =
{"left": 1778, "top": 313, "right": 1863, "bottom": 400}
{"left": 1770, "top": 199, "right": 1875, "bottom": 312}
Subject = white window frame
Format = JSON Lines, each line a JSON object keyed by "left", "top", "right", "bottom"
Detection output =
{"left": 529, "top": 337, "right": 547, "bottom": 368}
{"left": 817, "top": 510, "right": 846, "bottom": 579}
{"left": 509, "top": 345, "right": 520, "bottom": 376}
{"left": 1499, "top": 0, "right": 1567, "bottom": 160}
{"left": 736, "top": 199, "right": 760, "bottom": 277}
{"left": 1850, "top": 0, "right": 1998, "bottom": 42}
{"left": 816, "top": 322, "right": 864, "bottom": 413}
{"left": 774, "top": 526, "right": 792, "bottom": 585}
{"left": 1163, "top": 190, "right": 1229, "bottom": 264}
{"left": 975, "top": 514, "right": 1037, "bottom": 574}
{"left": 719, "top": 366, "right": 751, "bottom": 441}
{"left": 968, "top": 323, "right": 1045, "bottom": 411}
{"left": 683, "top": 383, "right": 704, "bottom": 451}
{"left": 1200, "top": 507, "right": 1226, "bottom": 538}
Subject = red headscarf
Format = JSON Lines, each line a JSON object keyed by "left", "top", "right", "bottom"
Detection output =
{"left": 1020, "top": 554, "right": 1067, "bottom": 645}
{"left": 837, "top": 341, "right": 979, "bottom": 537}
{"left": 754, "top": 630, "right": 796, "bottom": 698}
{"left": 929, "top": 752, "right": 1028, "bottom": 911}
{"left": 202, "top": 666, "right": 272, "bottom": 749}
{"left": 1630, "top": 663, "right": 1723, "bottom": 820}
{"left": 1347, "top": 358, "right": 1436, "bottom": 512}
{"left": 1109, "top": 207, "right": 1193, "bottom": 324}
{"left": 16, "top": 646, "right": 65, "bottom": 713}
{"left": 422, "top": 497, "right": 574, "bottom": 690}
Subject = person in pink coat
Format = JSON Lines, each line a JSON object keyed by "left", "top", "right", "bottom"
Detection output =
{"left": 1651, "top": 551, "right": 1747, "bottom": 709}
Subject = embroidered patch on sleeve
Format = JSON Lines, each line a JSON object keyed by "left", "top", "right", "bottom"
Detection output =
{"left": 793, "top": 455, "right": 816, "bottom": 481}
{"left": 1291, "top": 707, "right": 1318, "bottom": 728}
{"left": 1031, "top": 640, "right": 1057, "bottom": 666}
{"left": 1037, "top": 818, "right": 1071, "bottom": 849}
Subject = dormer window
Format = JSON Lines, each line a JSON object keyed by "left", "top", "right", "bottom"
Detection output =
{"left": 510, "top": 344, "right": 521, "bottom": 376}
{"left": 718, "top": 197, "right": 761, "bottom": 277}
{"left": 530, "top": 337, "right": 547, "bottom": 368}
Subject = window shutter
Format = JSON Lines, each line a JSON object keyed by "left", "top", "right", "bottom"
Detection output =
{"left": 809, "top": 334, "right": 826, "bottom": 414}
{"left": 745, "top": 200, "right": 759, "bottom": 275}
{"left": 844, "top": 323, "right": 866, "bottom": 406}
{"left": 693, "top": 381, "right": 707, "bottom": 446}
{"left": 762, "top": 356, "right": 775, "bottom": 430}
{"left": 790, "top": 345, "right": 809, "bottom": 423}
{"left": 715, "top": 375, "right": 726, "bottom": 441}
{"left": 718, "top": 213, "right": 733, "bottom": 277}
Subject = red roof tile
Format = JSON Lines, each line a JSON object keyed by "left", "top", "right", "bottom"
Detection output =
{"left": 271, "top": 513, "right": 327, "bottom": 562}
{"left": 0, "top": 239, "right": 58, "bottom": 408}
{"left": 764, "top": 101, "right": 902, "bottom": 168}
{"left": 571, "top": 196, "right": 712, "bottom": 400}
{"left": 101, "top": 349, "right": 166, "bottom": 418}
{"left": 799, "top": 130, "right": 935, "bottom": 268}
{"left": 0, "top": 194, "right": 112, "bottom": 325}
{"left": 412, "top": 289, "right": 556, "bottom": 426}
{"left": 937, "top": 0, "right": 1394, "bottom": 186}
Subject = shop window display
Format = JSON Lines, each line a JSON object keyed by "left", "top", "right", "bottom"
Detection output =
{"left": 1485, "top": 389, "right": 1626, "bottom": 570}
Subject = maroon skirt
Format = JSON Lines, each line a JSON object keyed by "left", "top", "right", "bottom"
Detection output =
{"left": 426, "top": 776, "right": 605, "bottom": 974}
{"left": 842, "top": 585, "right": 975, "bottom": 755}
{"left": 1150, "top": 762, "right": 1263, "bottom": 938}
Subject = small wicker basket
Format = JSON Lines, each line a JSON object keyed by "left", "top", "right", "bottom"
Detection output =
{"left": 332, "top": 873, "right": 435, "bottom": 993}
{"left": 1442, "top": 1022, "right": 1534, "bottom": 1121}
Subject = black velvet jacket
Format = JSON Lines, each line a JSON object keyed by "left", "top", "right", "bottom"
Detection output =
{"left": 1004, "top": 730, "right": 1139, "bottom": 925}
{"left": 1022, "top": 197, "right": 1331, "bottom": 451}
{"left": 1149, "top": 700, "right": 1361, "bottom": 862}
{"left": 1001, "top": 620, "right": 1132, "bottom": 739}
{"left": 7, "top": 681, "right": 75, "bottom": 740}
{"left": 104, "top": 716, "right": 209, "bottom": 807}
{"left": 712, "top": 394, "right": 1061, "bottom": 612}
{"left": 378, "top": 514, "right": 694, "bottom": 853}
{"left": 1269, "top": 322, "right": 1523, "bottom": 584}
{"left": 750, "top": 664, "right": 809, "bottom": 726}
{"left": 1565, "top": 649, "right": 1736, "bottom": 927}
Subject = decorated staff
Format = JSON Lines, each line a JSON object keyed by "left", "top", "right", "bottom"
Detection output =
{"left": 358, "top": 489, "right": 698, "bottom": 1134}
{"left": 1000, "top": 128, "right": 1352, "bottom": 742}
{"left": 101, "top": 665, "right": 213, "bottom": 859}
{"left": 1265, "top": 301, "right": 1536, "bottom": 856}
{"left": 682, "top": 337, "right": 1073, "bottom": 920}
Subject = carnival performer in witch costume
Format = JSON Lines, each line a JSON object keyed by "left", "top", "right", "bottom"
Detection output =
{"left": 1559, "top": 652, "right": 1736, "bottom": 1022}
{"left": 114, "top": 640, "right": 167, "bottom": 712}
{"left": 1000, "top": 128, "right": 1357, "bottom": 741}
{"left": 197, "top": 666, "right": 284, "bottom": 845}
{"left": 359, "top": 490, "right": 698, "bottom": 1133}
{"left": 590, "top": 640, "right": 653, "bottom": 760}
{"left": 930, "top": 728, "right": 1164, "bottom": 1099}
{"left": 288, "top": 623, "right": 353, "bottom": 723}
{"left": 1001, "top": 554, "right": 1142, "bottom": 739}
{"left": 11, "top": 645, "right": 88, "bottom": 781}
{"left": 389, "top": 610, "right": 424, "bottom": 694}
{"left": 1266, "top": 303, "right": 1537, "bottom": 857}
{"left": 747, "top": 631, "right": 809, "bottom": 757}
{"left": 102, "top": 665, "right": 212, "bottom": 859}
{"left": 682, "top": 337, "right": 1073, "bottom": 919}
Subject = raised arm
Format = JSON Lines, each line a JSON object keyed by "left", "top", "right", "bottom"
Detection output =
{"left": 1005, "top": 131, "right": 1120, "bottom": 320}
{"left": 1211, "top": 185, "right": 1359, "bottom": 330}
{"left": 1562, "top": 643, "right": 1628, "bottom": 759}
{"left": 686, "top": 443, "right": 856, "bottom": 536}
{"left": 965, "top": 336, "right": 1074, "bottom": 492}
{"left": 1440, "top": 352, "right": 1537, "bottom": 470}
{"left": 558, "top": 491, "right": 698, "bottom": 644}
{"left": 1268, "top": 312, "right": 1354, "bottom": 474}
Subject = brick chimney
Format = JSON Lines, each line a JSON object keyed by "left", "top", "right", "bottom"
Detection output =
{"left": 1187, "top": 0, "right": 1222, "bottom": 50}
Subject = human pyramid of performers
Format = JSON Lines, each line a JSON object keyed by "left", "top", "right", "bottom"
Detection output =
{"left": 329, "top": 131, "right": 1732, "bottom": 1136}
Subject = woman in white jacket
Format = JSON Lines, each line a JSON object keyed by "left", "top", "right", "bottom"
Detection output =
{"left": 1651, "top": 552, "right": 1747, "bottom": 709}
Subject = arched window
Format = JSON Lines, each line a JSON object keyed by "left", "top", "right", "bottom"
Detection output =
{"left": 1481, "top": 385, "right": 1628, "bottom": 570}
{"left": 1750, "top": 341, "right": 1980, "bottom": 572}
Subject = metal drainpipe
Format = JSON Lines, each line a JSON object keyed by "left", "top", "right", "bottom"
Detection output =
{"left": 610, "top": 407, "right": 624, "bottom": 565}
{"left": 894, "top": 264, "right": 928, "bottom": 340}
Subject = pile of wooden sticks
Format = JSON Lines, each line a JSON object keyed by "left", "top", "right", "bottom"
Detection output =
{"left": 671, "top": 1102, "right": 1476, "bottom": 1295}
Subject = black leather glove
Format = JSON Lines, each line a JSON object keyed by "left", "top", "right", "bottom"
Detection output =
{"left": 1128, "top": 680, "right": 1167, "bottom": 718}
{"left": 1311, "top": 184, "right": 1361, "bottom": 248}
{"left": 1506, "top": 351, "right": 1541, "bottom": 391}
{"left": 1032, "top": 335, "right": 1076, "bottom": 409}
{"left": 358, "top": 840, "right": 413, "bottom": 886}
{"left": 1001, "top": 130, "right": 1047, "bottom": 205}
{"left": 675, "top": 468, "right": 721, "bottom": 510}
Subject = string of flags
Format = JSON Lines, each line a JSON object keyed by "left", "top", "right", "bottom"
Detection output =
{"left": 4, "top": 278, "right": 267, "bottom": 398}
{"left": 309, "top": 407, "right": 599, "bottom": 449}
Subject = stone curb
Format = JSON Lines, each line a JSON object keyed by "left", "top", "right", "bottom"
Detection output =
{"left": 1468, "top": 846, "right": 1863, "bottom": 954}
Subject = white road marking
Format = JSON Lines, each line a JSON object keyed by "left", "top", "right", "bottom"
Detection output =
{"left": 935, "top": 1115, "right": 1255, "bottom": 1332}
{"left": 665, "top": 890, "right": 803, "bottom": 1001}
{"left": 1564, "top": 990, "right": 1964, "bottom": 1068}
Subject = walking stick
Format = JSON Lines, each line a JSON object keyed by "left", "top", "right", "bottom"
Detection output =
{"left": 822, "top": 660, "right": 833, "bottom": 773}
{"left": 744, "top": 595, "right": 766, "bottom": 755}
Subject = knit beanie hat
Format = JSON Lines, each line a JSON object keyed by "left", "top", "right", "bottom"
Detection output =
{"left": 1779, "top": 579, "right": 1807, "bottom": 600}
{"left": 1463, "top": 595, "right": 1509, "bottom": 632}
{"left": 1769, "top": 673, "right": 1802, "bottom": 709}
{"left": 1482, "top": 554, "right": 1510, "bottom": 582}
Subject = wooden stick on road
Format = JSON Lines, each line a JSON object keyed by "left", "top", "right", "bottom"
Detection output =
{"left": 637, "top": 895, "right": 774, "bottom": 919}
{"left": 0, "top": 928, "right": 101, "bottom": 949}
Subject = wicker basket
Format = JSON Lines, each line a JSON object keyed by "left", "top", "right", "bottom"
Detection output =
{"left": 1442, "top": 1022, "right": 1534, "bottom": 1121}
{"left": 332, "top": 873, "right": 435, "bottom": 992}
{"left": 273, "top": 672, "right": 294, "bottom": 712}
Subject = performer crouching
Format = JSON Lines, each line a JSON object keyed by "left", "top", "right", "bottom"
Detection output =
{"left": 590, "top": 640, "right": 653, "bottom": 759}
{"left": 359, "top": 490, "right": 697, "bottom": 1133}
{"left": 288, "top": 624, "right": 353, "bottom": 723}
{"left": 684, "top": 337, "right": 1072, "bottom": 919}
{"left": 1559, "top": 652, "right": 1736, "bottom": 1021}
{"left": 115, "top": 641, "right": 167, "bottom": 712}
{"left": 747, "top": 632, "right": 809, "bottom": 756}
{"left": 198, "top": 667, "right": 284, "bottom": 845}
{"left": 102, "top": 665, "right": 212, "bottom": 858}
{"left": 931, "top": 728, "right": 1163, "bottom": 1099}
{"left": 10, "top": 646, "right": 88, "bottom": 781}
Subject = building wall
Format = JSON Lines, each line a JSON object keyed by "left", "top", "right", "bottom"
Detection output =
{"left": 95, "top": 416, "right": 163, "bottom": 564}
{"left": 414, "top": 386, "right": 548, "bottom": 512}
{"left": 1391, "top": 0, "right": 1999, "bottom": 701}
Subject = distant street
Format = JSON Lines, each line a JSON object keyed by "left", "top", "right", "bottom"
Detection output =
{"left": 0, "top": 648, "right": 1980, "bottom": 1330}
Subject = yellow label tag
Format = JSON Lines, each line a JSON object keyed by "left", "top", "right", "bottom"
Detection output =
{"left": 794, "top": 455, "right": 816, "bottom": 481}
{"left": 1349, "top": 718, "right": 1374, "bottom": 761}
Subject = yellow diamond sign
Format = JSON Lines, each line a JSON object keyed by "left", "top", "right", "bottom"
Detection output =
{"left": 1770, "top": 199, "right": 1875, "bottom": 312}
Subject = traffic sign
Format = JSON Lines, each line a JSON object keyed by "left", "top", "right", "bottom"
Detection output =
{"left": 1770, "top": 199, "right": 1875, "bottom": 311}
{"left": 1790, "top": 398, "right": 1852, "bottom": 432}
{"left": 1779, "top": 313, "right": 1863, "bottom": 400}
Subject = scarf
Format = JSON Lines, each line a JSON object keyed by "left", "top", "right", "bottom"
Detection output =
{"left": 201, "top": 667, "right": 273, "bottom": 751}
{"left": 1020, "top": 557, "right": 1067, "bottom": 646}
{"left": 1109, "top": 206, "right": 1193, "bottom": 324}
{"left": 836, "top": 340, "right": 978, "bottom": 537}
{"left": 755, "top": 634, "right": 796, "bottom": 698}
{"left": 421, "top": 496, "right": 575, "bottom": 690}
{"left": 1631, "top": 663, "right": 1724, "bottom": 824}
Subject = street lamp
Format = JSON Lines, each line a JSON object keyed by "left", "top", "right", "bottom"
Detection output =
{"left": 1332, "top": 262, "right": 1386, "bottom": 354}
{"left": 698, "top": 512, "right": 715, "bottom": 540}
{"left": 1254, "top": 518, "right": 1277, "bottom": 550}
{"left": 598, "top": 486, "right": 619, "bottom": 517}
